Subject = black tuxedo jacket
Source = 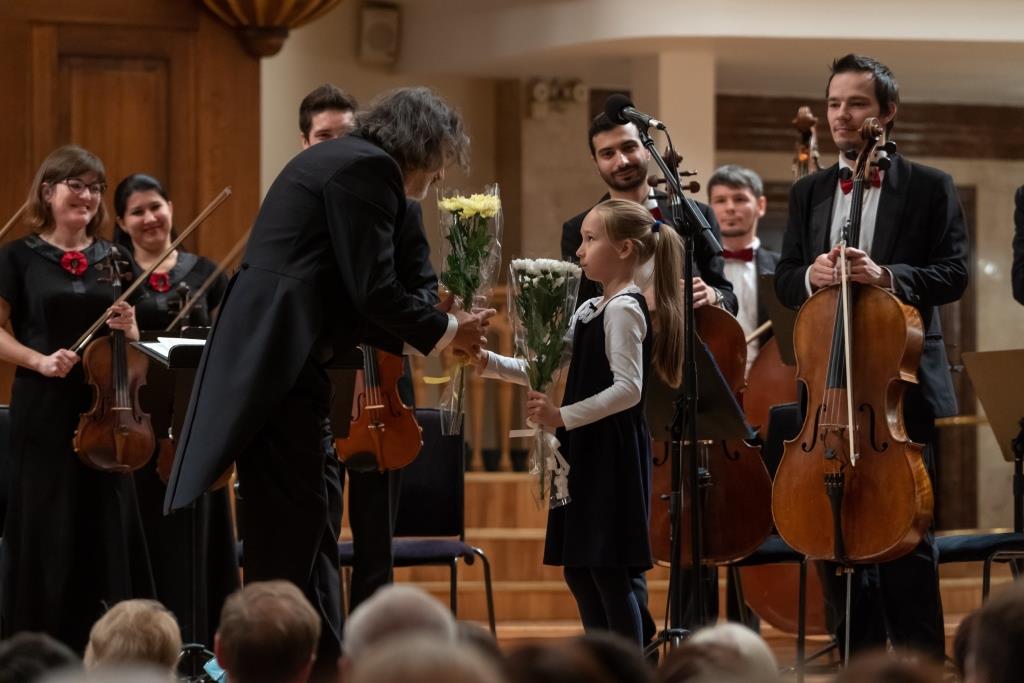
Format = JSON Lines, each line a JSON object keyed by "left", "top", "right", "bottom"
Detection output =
{"left": 560, "top": 192, "right": 738, "bottom": 315}
{"left": 364, "top": 200, "right": 440, "bottom": 353}
{"left": 1012, "top": 186, "right": 1024, "bottom": 305}
{"left": 165, "top": 135, "right": 449, "bottom": 510}
{"left": 775, "top": 155, "right": 968, "bottom": 424}
{"left": 754, "top": 246, "right": 781, "bottom": 330}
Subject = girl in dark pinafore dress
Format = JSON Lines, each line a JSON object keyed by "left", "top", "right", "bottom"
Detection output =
{"left": 477, "top": 198, "right": 685, "bottom": 646}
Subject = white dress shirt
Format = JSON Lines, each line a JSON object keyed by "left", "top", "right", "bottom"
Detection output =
{"left": 804, "top": 154, "right": 885, "bottom": 296}
{"left": 480, "top": 286, "right": 647, "bottom": 431}
{"left": 723, "top": 237, "right": 760, "bottom": 374}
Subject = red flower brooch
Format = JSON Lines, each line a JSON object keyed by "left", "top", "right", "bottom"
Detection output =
{"left": 60, "top": 251, "right": 88, "bottom": 277}
{"left": 148, "top": 272, "right": 171, "bottom": 293}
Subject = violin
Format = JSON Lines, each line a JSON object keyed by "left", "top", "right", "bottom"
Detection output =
{"left": 649, "top": 306, "right": 774, "bottom": 567}
{"left": 336, "top": 345, "right": 422, "bottom": 472}
{"left": 164, "top": 228, "right": 249, "bottom": 332}
{"left": 73, "top": 246, "right": 156, "bottom": 472}
{"left": 772, "top": 118, "right": 931, "bottom": 563}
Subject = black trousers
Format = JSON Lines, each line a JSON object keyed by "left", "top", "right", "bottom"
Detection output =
{"left": 344, "top": 466, "right": 401, "bottom": 610}
{"left": 820, "top": 441, "right": 946, "bottom": 660}
{"left": 236, "top": 359, "right": 343, "bottom": 680}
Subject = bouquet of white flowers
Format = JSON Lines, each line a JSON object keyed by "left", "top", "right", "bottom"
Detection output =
{"left": 436, "top": 185, "right": 503, "bottom": 435}
{"left": 508, "top": 258, "right": 582, "bottom": 508}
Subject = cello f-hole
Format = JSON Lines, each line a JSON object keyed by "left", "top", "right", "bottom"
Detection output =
{"left": 859, "top": 402, "right": 889, "bottom": 452}
{"left": 801, "top": 404, "right": 823, "bottom": 452}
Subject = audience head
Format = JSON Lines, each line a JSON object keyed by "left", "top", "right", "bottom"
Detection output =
{"left": 835, "top": 650, "right": 943, "bottom": 683}
{"left": 967, "top": 581, "right": 1024, "bottom": 683}
{"left": 0, "top": 633, "right": 80, "bottom": 683}
{"left": 455, "top": 622, "right": 505, "bottom": 672}
{"left": 505, "top": 639, "right": 617, "bottom": 683}
{"left": 343, "top": 584, "right": 457, "bottom": 668}
{"left": 952, "top": 609, "right": 978, "bottom": 681}
{"left": 299, "top": 84, "right": 358, "bottom": 148}
{"left": 83, "top": 599, "right": 181, "bottom": 674}
{"left": 214, "top": 580, "right": 321, "bottom": 683}
{"left": 348, "top": 634, "right": 503, "bottom": 683}
{"left": 659, "top": 624, "right": 778, "bottom": 683}
{"left": 41, "top": 665, "right": 175, "bottom": 683}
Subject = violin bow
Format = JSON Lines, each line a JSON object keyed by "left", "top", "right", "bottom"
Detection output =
{"left": 164, "top": 227, "right": 250, "bottom": 332}
{"left": 72, "top": 186, "right": 233, "bottom": 353}
{"left": 0, "top": 201, "right": 29, "bottom": 243}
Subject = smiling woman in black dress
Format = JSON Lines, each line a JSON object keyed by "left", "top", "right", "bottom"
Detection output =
{"left": 113, "top": 173, "right": 238, "bottom": 644}
{"left": 0, "top": 145, "right": 154, "bottom": 651}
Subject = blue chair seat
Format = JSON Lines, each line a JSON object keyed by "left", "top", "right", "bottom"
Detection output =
{"left": 936, "top": 532, "right": 1024, "bottom": 563}
{"left": 337, "top": 538, "right": 485, "bottom": 567}
{"left": 731, "top": 534, "right": 804, "bottom": 566}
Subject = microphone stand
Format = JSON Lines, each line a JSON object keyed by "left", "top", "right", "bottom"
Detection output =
{"left": 639, "top": 124, "right": 721, "bottom": 656}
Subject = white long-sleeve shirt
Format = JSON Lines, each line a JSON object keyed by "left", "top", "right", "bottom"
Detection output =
{"left": 480, "top": 286, "right": 647, "bottom": 431}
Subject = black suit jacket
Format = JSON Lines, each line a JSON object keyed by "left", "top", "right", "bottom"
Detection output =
{"left": 754, "top": 246, "right": 781, "bottom": 330}
{"left": 775, "top": 155, "right": 968, "bottom": 425}
{"left": 165, "top": 135, "right": 449, "bottom": 510}
{"left": 560, "top": 192, "right": 738, "bottom": 315}
{"left": 1013, "top": 186, "right": 1024, "bottom": 305}
{"left": 363, "top": 200, "right": 440, "bottom": 353}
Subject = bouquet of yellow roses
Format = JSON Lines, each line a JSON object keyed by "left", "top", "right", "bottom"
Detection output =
{"left": 437, "top": 184, "right": 503, "bottom": 435}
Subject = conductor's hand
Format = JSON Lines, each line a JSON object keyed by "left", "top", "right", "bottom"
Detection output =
{"left": 450, "top": 308, "right": 496, "bottom": 357}
{"left": 106, "top": 302, "right": 140, "bottom": 341}
{"left": 845, "top": 248, "right": 891, "bottom": 287}
{"left": 526, "top": 390, "right": 564, "bottom": 429}
{"left": 809, "top": 246, "right": 841, "bottom": 290}
{"left": 34, "top": 349, "right": 79, "bottom": 378}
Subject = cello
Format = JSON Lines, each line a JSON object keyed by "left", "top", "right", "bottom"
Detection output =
{"left": 336, "top": 345, "right": 423, "bottom": 472}
{"left": 649, "top": 306, "right": 774, "bottom": 567}
{"left": 772, "top": 117, "right": 932, "bottom": 563}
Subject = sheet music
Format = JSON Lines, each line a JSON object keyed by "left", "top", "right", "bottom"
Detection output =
{"left": 137, "top": 336, "right": 206, "bottom": 360}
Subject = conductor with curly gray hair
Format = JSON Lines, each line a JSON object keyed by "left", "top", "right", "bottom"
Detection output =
{"left": 163, "top": 87, "right": 493, "bottom": 682}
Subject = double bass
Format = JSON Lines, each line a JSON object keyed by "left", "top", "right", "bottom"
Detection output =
{"left": 772, "top": 118, "right": 932, "bottom": 563}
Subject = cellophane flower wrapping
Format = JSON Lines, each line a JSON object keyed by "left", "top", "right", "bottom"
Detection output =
{"left": 437, "top": 184, "right": 503, "bottom": 435}
{"left": 508, "top": 258, "right": 582, "bottom": 508}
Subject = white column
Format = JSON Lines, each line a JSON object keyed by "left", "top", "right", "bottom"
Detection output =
{"left": 630, "top": 49, "right": 717, "bottom": 183}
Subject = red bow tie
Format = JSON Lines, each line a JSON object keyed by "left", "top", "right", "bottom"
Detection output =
{"left": 722, "top": 247, "right": 754, "bottom": 262}
{"left": 840, "top": 168, "right": 882, "bottom": 195}
{"left": 649, "top": 205, "right": 664, "bottom": 221}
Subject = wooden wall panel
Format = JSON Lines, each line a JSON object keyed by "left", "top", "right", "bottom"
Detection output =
{"left": 193, "top": 11, "right": 261, "bottom": 262}
{"left": 717, "top": 94, "right": 1024, "bottom": 160}
{"left": 61, "top": 57, "right": 170, "bottom": 209}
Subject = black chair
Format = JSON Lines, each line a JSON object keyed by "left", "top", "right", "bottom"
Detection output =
{"left": 338, "top": 408, "right": 496, "bottom": 633}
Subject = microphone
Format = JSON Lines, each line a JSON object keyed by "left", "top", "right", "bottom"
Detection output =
{"left": 604, "top": 94, "right": 666, "bottom": 131}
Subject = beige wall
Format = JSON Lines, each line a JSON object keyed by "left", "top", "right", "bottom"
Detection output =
{"left": 259, "top": 1, "right": 498, "bottom": 271}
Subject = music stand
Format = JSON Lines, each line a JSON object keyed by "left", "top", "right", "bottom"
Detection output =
{"left": 963, "top": 349, "right": 1024, "bottom": 531}
{"left": 644, "top": 338, "right": 754, "bottom": 651}
{"left": 758, "top": 273, "right": 798, "bottom": 366}
{"left": 133, "top": 339, "right": 361, "bottom": 679}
